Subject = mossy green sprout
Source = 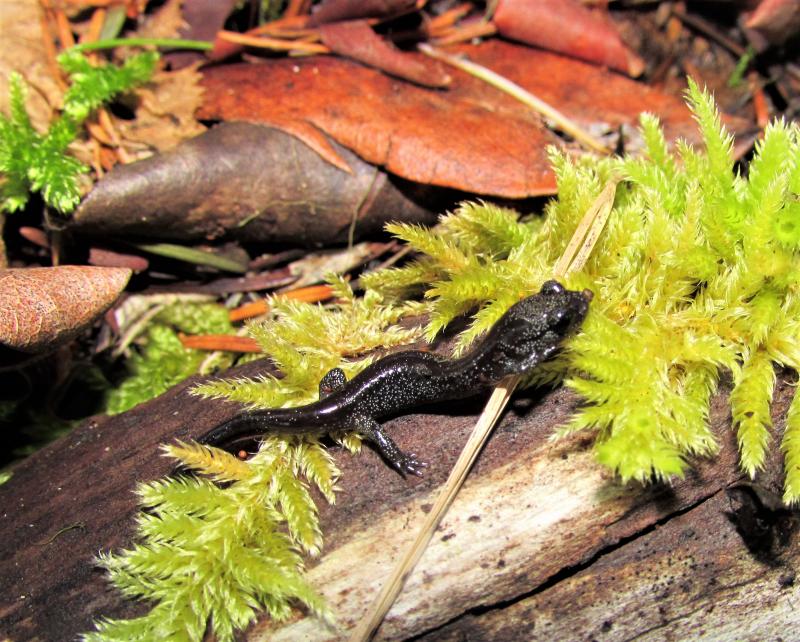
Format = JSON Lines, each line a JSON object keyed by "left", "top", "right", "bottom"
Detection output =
{"left": 0, "top": 51, "right": 157, "bottom": 214}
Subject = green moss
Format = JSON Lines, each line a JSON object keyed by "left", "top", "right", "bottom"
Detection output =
{"left": 0, "top": 51, "right": 158, "bottom": 214}
{"left": 105, "top": 302, "right": 235, "bottom": 415}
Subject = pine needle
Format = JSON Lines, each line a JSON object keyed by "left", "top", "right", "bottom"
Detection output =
{"left": 349, "top": 178, "right": 620, "bottom": 641}
{"left": 418, "top": 43, "right": 610, "bottom": 155}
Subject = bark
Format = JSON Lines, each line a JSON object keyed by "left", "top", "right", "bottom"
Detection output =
{"left": 0, "top": 359, "right": 796, "bottom": 641}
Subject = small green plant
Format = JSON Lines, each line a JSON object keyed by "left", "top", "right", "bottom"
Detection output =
{"left": 106, "top": 301, "right": 235, "bottom": 415}
{"left": 84, "top": 437, "right": 336, "bottom": 642}
{"left": 0, "top": 50, "right": 158, "bottom": 214}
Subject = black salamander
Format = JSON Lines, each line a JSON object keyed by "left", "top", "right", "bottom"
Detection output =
{"left": 198, "top": 280, "right": 593, "bottom": 475}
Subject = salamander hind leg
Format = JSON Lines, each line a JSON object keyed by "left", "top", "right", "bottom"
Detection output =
{"left": 355, "top": 416, "right": 427, "bottom": 477}
{"left": 319, "top": 367, "right": 347, "bottom": 398}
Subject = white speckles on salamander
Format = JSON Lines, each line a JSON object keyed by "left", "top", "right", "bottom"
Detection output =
{"left": 198, "top": 281, "right": 593, "bottom": 476}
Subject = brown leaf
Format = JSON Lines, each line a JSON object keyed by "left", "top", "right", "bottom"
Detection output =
{"left": 745, "top": 0, "right": 800, "bottom": 46}
{"left": 0, "top": 0, "right": 63, "bottom": 131}
{"left": 319, "top": 19, "right": 451, "bottom": 87}
{"left": 113, "top": 65, "right": 207, "bottom": 153}
{"left": 308, "top": 0, "right": 418, "bottom": 26}
{"left": 71, "top": 122, "right": 444, "bottom": 243}
{"left": 198, "top": 40, "right": 720, "bottom": 198}
{"left": 493, "top": 0, "right": 645, "bottom": 77}
{"left": 0, "top": 266, "right": 131, "bottom": 353}
{"left": 198, "top": 47, "right": 558, "bottom": 198}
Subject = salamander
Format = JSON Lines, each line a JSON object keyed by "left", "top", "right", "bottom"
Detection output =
{"left": 198, "top": 280, "right": 593, "bottom": 475}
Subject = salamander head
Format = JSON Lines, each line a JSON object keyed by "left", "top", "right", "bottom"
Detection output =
{"left": 487, "top": 280, "right": 593, "bottom": 374}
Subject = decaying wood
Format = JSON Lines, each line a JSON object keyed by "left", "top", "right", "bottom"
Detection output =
{"left": 0, "top": 358, "right": 796, "bottom": 641}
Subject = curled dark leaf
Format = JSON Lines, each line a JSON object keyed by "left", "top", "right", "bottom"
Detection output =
{"left": 71, "top": 122, "right": 446, "bottom": 245}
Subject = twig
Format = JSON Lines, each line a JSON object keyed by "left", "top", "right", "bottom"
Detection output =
{"left": 671, "top": 5, "right": 747, "bottom": 58}
{"left": 349, "top": 177, "right": 621, "bottom": 640}
{"left": 418, "top": 43, "right": 610, "bottom": 155}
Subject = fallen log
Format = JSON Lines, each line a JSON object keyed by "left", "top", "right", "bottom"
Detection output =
{"left": 0, "top": 359, "right": 795, "bottom": 640}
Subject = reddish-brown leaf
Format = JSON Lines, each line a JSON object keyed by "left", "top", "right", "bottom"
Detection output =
{"left": 198, "top": 40, "right": 718, "bottom": 198}
{"left": 308, "top": 0, "right": 418, "bottom": 26}
{"left": 319, "top": 19, "right": 451, "bottom": 87}
{"left": 0, "top": 266, "right": 131, "bottom": 353}
{"left": 493, "top": 0, "right": 645, "bottom": 77}
{"left": 198, "top": 49, "right": 558, "bottom": 197}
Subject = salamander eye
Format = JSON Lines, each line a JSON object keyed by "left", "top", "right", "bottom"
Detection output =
{"left": 541, "top": 280, "right": 565, "bottom": 296}
{"left": 549, "top": 309, "right": 572, "bottom": 333}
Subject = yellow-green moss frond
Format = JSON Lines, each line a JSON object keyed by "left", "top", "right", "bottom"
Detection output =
{"left": 623, "top": 113, "right": 684, "bottom": 217}
{"left": 86, "top": 432, "right": 337, "bottom": 641}
{"left": 294, "top": 438, "right": 340, "bottom": 503}
{"left": 730, "top": 349, "right": 776, "bottom": 477}
{"left": 163, "top": 441, "right": 253, "bottom": 483}
{"left": 438, "top": 201, "right": 536, "bottom": 256}
{"left": 744, "top": 119, "right": 794, "bottom": 212}
{"left": 594, "top": 408, "right": 687, "bottom": 483}
{"left": 782, "top": 387, "right": 800, "bottom": 504}
{"left": 384, "top": 222, "right": 471, "bottom": 272}
{"left": 766, "top": 296, "right": 800, "bottom": 370}
{"left": 685, "top": 79, "right": 739, "bottom": 228}
{"left": 359, "top": 257, "right": 441, "bottom": 297}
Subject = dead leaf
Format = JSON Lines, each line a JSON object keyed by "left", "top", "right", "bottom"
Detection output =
{"left": 198, "top": 40, "right": 722, "bottom": 198}
{"left": 71, "top": 122, "right": 444, "bottom": 243}
{"left": 319, "top": 19, "right": 451, "bottom": 87}
{"left": 308, "top": 0, "right": 418, "bottom": 26}
{"left": 113, "top": 64, "right": 207, "bottom": 153}
{"left": 163, "top": 0, "right": 238, "bottom": 69}
{"left": 493, "top": 0, "right": 645, "bottom": 77}
{"left": 198, "top": 47, "right": 557, "bottom": 197}
{"left": 745, "top": 0, "right": 800, "bottom": 46}
{"left": 0, "top": 0, "right": 63, "bottom": 131}
{"left": 0, "top": 266, "right": 131, "bottom": 353}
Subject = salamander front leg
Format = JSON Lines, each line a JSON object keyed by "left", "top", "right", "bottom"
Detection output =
{"left": 319, "top": 367, "right": 347, "bottom": 398}
{"left": 355, "top": 417, "right": 427, "bottom": 477}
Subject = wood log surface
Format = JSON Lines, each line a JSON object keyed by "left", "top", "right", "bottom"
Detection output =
{"left": 1, "top": 358, "right": 797, "bottom": 641}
